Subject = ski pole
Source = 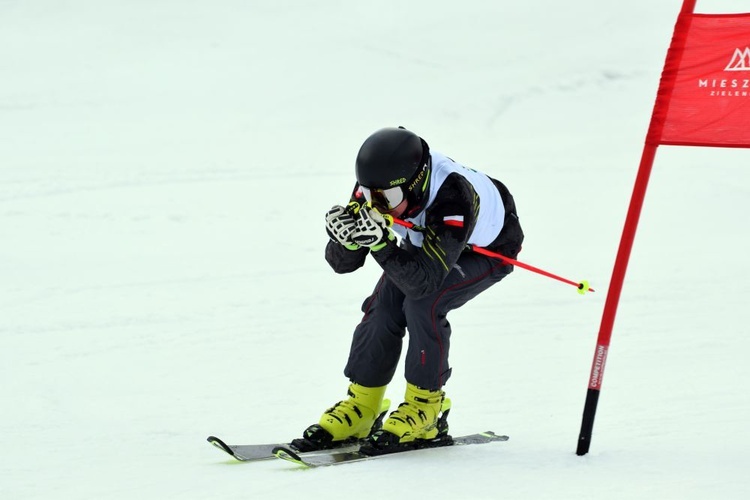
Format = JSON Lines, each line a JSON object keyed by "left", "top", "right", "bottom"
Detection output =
{"left": 383, "top": 215, "right": 594, "bottom": 294}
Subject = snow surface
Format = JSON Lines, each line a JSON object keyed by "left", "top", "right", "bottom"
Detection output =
{"left": 2, "top": 1, "right": 749, "bottom": 498}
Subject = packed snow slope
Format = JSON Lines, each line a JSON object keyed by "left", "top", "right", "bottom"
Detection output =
{"left": 1, "top": 1, "right": 749, "bottom": 498}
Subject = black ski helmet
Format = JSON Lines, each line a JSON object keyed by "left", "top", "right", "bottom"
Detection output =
{"left": 355, "top": 127, "right": 431, "bottom": 216}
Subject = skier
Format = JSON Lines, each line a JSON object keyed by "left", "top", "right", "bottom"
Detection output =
{"left": 299, "top": 126, "right": 524, "bottom": 453}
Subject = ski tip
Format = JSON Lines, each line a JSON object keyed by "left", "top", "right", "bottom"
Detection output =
{"left": 273, "top": 446, "right": 312, "bottom": 468}
{"left": 481, "top": 431, "right": 509, "bottom": 441}
{"left": 207, "top": 436, "right": 233, "bottom": 453}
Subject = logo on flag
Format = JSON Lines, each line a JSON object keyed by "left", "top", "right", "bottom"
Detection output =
{"left": 695, "top": 47, "right": 750, "bottom": 97}
{"left": 725, "top": 47, "right": 750, "bottom": 71}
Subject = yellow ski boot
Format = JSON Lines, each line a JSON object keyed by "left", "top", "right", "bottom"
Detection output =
{"left": 381, "top": 383, "right": 447, "bottom": 442}
{"left": 293, "top": 383, "right": 390, "bottom": 451}
{"left": 361, "top": 383, "right": 451, "bottom": 455}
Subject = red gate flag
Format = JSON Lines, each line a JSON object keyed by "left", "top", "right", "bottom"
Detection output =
{"left": 648, "top": 12, "right": 750, "bottom": 147}
{"left": 577, "top": 0, "right": 750, "bottom": 456}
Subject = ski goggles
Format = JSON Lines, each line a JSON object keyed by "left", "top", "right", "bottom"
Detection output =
{"left": 360, "top": 185, "right": 405, "bottom": 211}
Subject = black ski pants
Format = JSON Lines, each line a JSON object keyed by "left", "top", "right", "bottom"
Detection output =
{"left": 344, "top": 252, "right": 513, "bottom": 391}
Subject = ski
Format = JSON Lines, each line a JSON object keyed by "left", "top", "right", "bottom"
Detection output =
{"left": 207, "top": 436, "right": 285, "bottom": 462}
{"left": 272, "top": 431, "right": 509, "bottom": 468}
{"left": 208, "top": 398, "right": 393, "bottom": 462}
{"left": 206, "top": 435, "right": 362, "bottom": 462}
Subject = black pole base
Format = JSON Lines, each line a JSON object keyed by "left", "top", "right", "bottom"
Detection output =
{"left": 576, "top": 388, "right": 601, "bottom": 456}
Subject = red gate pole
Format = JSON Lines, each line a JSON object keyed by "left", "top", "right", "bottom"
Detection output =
{"left": 575, "top": 0, "right": 697, "bottom": 456}
{"left": 575, "top": 143, "right": 658, "bottom": 455}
